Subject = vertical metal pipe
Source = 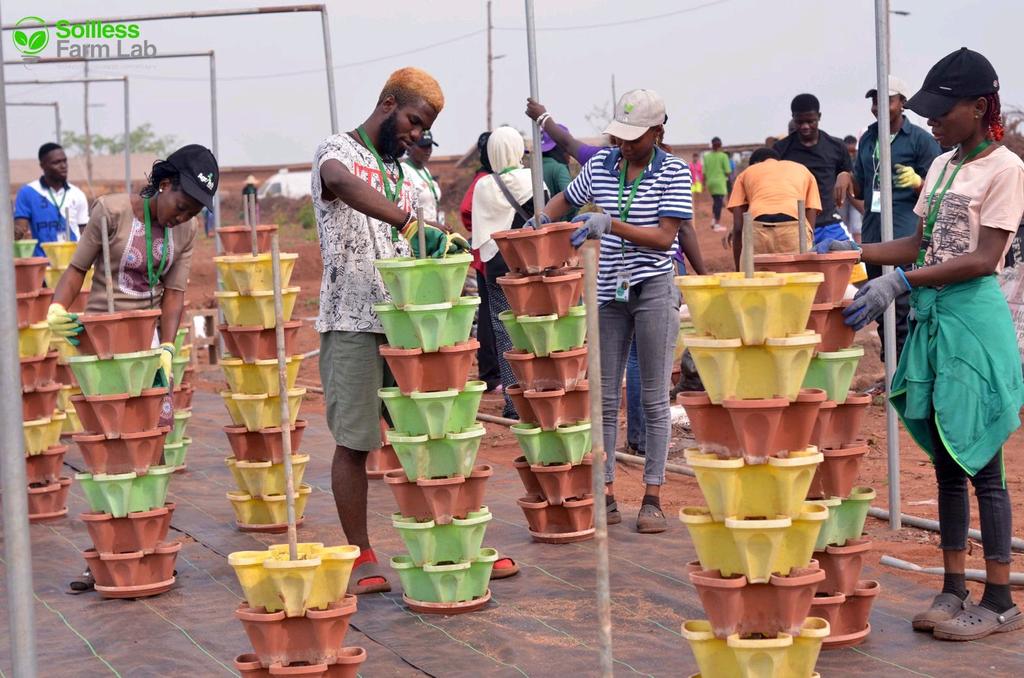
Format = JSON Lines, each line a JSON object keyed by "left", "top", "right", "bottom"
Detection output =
{"left": 320, "top": 7, "right": 339, "bottom": 134}
{"left": 797, "top": 199, "right": 807, "bottom": 254}
{"left": 583, "top": 245, "right": 613, "bottom": 676}
{"left": 0, "top": 5, "right": 39, "bottom": 673}
{"left": 54, "top": 102, "right": 61, "bottom": 142}
{"left": 123, "top": 77, "right": 131, "bottom": 196}
{"left": 523, "top": 0, "right": 546, "bottom": 222}
{"left": 210, "top": 51, "right": 221, "bottom": 255}
{"left": 874, "top": 0, "right": 901, "bottom": 530}
{"left": 416, "top": 206, "right": 426, "bottom": 259}
{"left": 741, "top": 212, "right": 754, "bottom": 277}
{"left": 271, "top": 233, "right": 299, "bottom": 560}
{"left": 486, "top": 0, "right": 493, "bottom": 132}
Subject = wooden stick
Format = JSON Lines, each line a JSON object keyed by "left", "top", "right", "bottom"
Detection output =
{"left": 416, "top": 206, "right": 426, "bottom": 259}
{"left": 741, "top": 212, "right": 754, "bottom": 278}
{"left": 99, "top": 215, "right": 115, "bottom": 313}
{"left": 797, "top": 199, "right": 807, "bottom": 254}
{"left": 247, "top": 194, "right": 258, "bottom": 257}
{"left": 64, "top": 207, "right": 71, "bottom": 242}
{"left": 271, "top": 232, "right": 298, "bottom": 560}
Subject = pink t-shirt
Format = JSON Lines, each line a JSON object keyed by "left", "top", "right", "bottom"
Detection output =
{"left": 914, "top": 145, "right": 1024, "bottom": 272}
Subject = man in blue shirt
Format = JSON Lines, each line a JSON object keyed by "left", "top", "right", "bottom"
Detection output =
{"left": 837, "top": 76, "right": 940, "bottom": 371}
{"left": 14, "top": 142, "right": 89, "bottom": 256}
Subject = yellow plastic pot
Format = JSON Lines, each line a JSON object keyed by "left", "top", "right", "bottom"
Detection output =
{"left": 682, "top": 620, "right": 741, "bottom": 678}
{"left": 50, "top": 335, "right": 78, "bottom": 360}
{"left": 226, "top": 484, "right": 312, "bottom": 525}
{"left": 215, "top": 253, "right": 298, "bottom": 294}
{"left": 19, "top": 322, "right": 52, "bottom": 359}
{"left": 777, "top": 502, "right": 829, "bottom": 571}
{"left": 683, "top": 336, "right": 741, "bottom": 403}
{"left": 676, "top": 276, "right": 740, "bottom": 340}
{"left": 684, "top": 332, "right": 820, "bottom": 403}
{"left": 787, "top": 617, "right": 829, "bottom": 676}
{"left": 178, "top": 343, "right": 193, "bottom": 361}
{"left": 227, "top": 388, "right": 305, "bottom": 431}
{"left": 225, "top": 457, "right": 247, "bottom": 490}
{"left": 308, "top": 544, "right": 360, "bottom": 609}
{"left": 220, "top": 390, "right": 243, "bottom": 425}
{"left": 41, "top": 241, "right": 77, "bottom": 269}
{"left": 23, "top": 413, "right": 66, "bottom": 456}
{"left": 57, "top": 384, "right": 81, "bottom": 411}
{"left": 228, "top": 550, "right": 277, "bottom": 609}
{"left": 776, "top": 273, "right": 824, "bottom": 334}
{"left": 220, "top": 355, "right": 303, "bottom": 396}
{"left": 215, "top": 288, "right": 299, "bottom": 328}
{"left": 263, "top": 556, "right": 322, "bottom": 617}
{"left": 727, "top": 631, "right": 794, "bottom": 678}
{"left": 724, "top": 515, "right": 792, "bottom": 583}
{"left": 718, "top": 275, "right": 786, "bottom": 345}
{"left": 62, "top": 407, "right": 83, "bottom": 435}
{"left": 232, "top": 454, "right": 310, "bottom": 496}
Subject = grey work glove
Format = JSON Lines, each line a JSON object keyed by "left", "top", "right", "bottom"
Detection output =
{"left": 523, "top": 213, "right": 551, "bottom": 230}
{"left": 842, "top": 269, "right": 911, "bottom": 330}
{"left": 814, "top": 238, "right": 861, "bottom": 254}
{"left": 570, "top": 212, "right": 613, "bottom": 248}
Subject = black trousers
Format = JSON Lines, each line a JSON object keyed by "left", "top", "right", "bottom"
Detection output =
{"left": 866, "top": 263, "right": 910, "bottom": 362}
{"left": 475, "top": 269, "right": 501, "bottom": 389}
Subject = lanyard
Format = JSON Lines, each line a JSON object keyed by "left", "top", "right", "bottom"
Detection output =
{"left": 414, "top": 166, "right": 438, "bottom": 201}
{"left": 617, "top": 151, "right": 654, "bottom": 256}
{"left": 45, "top": 183, "right": 67, "bottom": 212}
{"left": 357, "top": 126, "right": 404, "bottom": 203}
{"left": 144, "top": 197, "right": 170, "bottom": 289}
{"left": 917, "top": 140, "right": 991, "bottom": 267}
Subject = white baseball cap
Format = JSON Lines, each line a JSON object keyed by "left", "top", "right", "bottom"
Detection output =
{"left": 603, "top": 89, "right": 667, "bottom": 142}
{"left": 865, "top": 75, "right": 910, "bottom": 100}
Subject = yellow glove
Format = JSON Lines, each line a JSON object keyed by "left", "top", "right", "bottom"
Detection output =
{"left": 445, "top": 233, "right": 470, "bottom": 256}
{"left": 46, "top": 303, "right": 82, "bottom": 345}
{"left": 159, "top": 342, "right": 176, "bottom": 385}
{"left": 894, "top": 164, "right": 923, "bottom": 190}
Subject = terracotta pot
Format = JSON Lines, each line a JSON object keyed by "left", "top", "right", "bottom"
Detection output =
{"left": 172, "top": 384, "right": 194, "bottom": 411}
{"left": 517, "top": 493, "right": 595, "bottom": 542}
{"left": 24, "top": 444, "right": 67, "bottom": 485}
{"left": 506, "top": 385, "right": 536, "bottom": 424}
{"left": 71, "top": 387, "right": 167, "bottom": 438}
{"left": 366, "top": 444, "right": 401, "bottom": 479}
{"left": 808, "top": 442, "right": 869, "bottom": 500}
{"left": 84, "top": 548, "right": 143, "bottom": 587}
{"left": 76, "top": 310, "right": 162, "bottom": 359}
{"left": 777, "top": 388, "right": 827, "bottom": 452}
{"left": 235, "top": 596, "right": 358, "bottom": 668}
{"left": 220, "top": 321, "right": 303, "bottom": 362}
{"left": 530, "top": 454, "right": 593, "bottom": 505}
{"left": 722, "top": 396, "right": 789, "bottom": 463}
{"left": 829, "top": 393, "right": 871, "bottom": 448}
{"left": 268, "top": 663, "right": 328, "bottom": 676}
{"left": 497, "top": 267, "right": 584, "bottom": 317}
{"left": 380, "top": 340, "right": 479, "bottom": 395}
{"left": 179, "top": 364, "right": 195, "bottom": 388}
{"left": 490, "top": 221, "right": 578, "bottom": 274}
{"left": 17, "top": 288, "right": 53, "bottom": 329}
{"left": 224, "top": 421, "right": 308, "bottom": 464}
{"left": 677, "top": 391, "right": 739, "bottom": 457}
{"left": 813, "top": 537, "right": 872, "bottom": 596}
{"left": 522, "top": 381, "right": 589, "bottom": 430}
{"left": 808, "top": 591, "right": 846, "bottom": 630}
{"left": 218, "top": 224, "right": 276, "bottom": 254}
{"left": 809, "top": 400, "right": 838, "bottom": 449}
{"left": 235, "top": 654, "right": 273, "bottom": 678}
{"left": 81, "top": 503, "right": 176, "bottom": 554}
{"left": 504, "top": 346, "right": 588, "bottom": 392}
{"left": 20, "top": 351, "right": 59, "bottom": 391}
{"left": 68, "top": 288, "right": 90, "bottom": 314}
{"left": 22, "top": 381, "right": 61, "bottom": 421}
{"left": 806, "top": 301, "right": 855, "bottom": 353}
{"left": 385, "top": 464, "right": 492, "bottom": 524}
{"left": 322, "top": 648, "right": 367, "bottom": 678}
{"left": 137, "top": 541, "right": 182, "bottom": 583}
{"left": 690, "top": 565, "right": 825, "bottom": 638}
{"left": 27, "top": 477, "right": 71, "bottom": 521}
{"left": 513, "top": 456, "right": 543, "bottom": 495}
{"left": 14, "top": 257, "right": 48, "bottom": 294}
{"left": 830, "top": 580, "right": 879, "bottom": 637}
{"left": 73, "top": 427, "right": 169, "bottom": 475}
{"left": 755, "top": 252, "right": 860, "bottom": 306}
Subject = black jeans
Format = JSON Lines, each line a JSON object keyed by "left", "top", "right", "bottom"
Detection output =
{"left": 711, "top": 194, "right": 725, "bottom": 222}
{"left": 931, "top": 424, "right": 1013, "bottom": 563}
{"left": 866, "top": 263, "right": 910, "bottom": 363}
{"left": 475, "top": 269, "right": 501, "bottom": 389}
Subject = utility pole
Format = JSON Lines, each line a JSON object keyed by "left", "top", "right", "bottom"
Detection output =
{"left": 486, "top": 0, "right": 493, "bottom": 131}
{"left": 82, "top": 61, "right": 94, "bottom": 194}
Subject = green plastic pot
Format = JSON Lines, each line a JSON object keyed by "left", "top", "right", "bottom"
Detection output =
{"left": 14, "top": 239, "right": 38, "bottom": 258}
{"left": 379, "top": 387, "right": 458, "bottom": 439}
{"left": 387, "top": 424, "right": 485, "bottom": 481}
{"left": 450, "top": 381, "right": 486, "bottom": 431}
{"left": 498, "top": 310, "right": 530, "bottom": 351}
{"left": 465, "top": 548, "right": 498, "bottom": 599}
{"left": 803, "top": 347, "right": 864, "bottom": 404}
{"left": 511, "top": 421, "right": 592, "bottom": 466}
{"left": 163, "top": 437, "right": 191, "bottom": 467}
{"left": 516, "top": 305, "right": 587, "bottom": 357}
{"left": 374, "top": 254, "right": 472, "bottom": 308}
{"left": 166, "top": 410, "right": 192, "bottom": 445}
{"left": 443, "top": 297, "right": 481, "bottom": 347}
{"left": 171, "top": 355, "right": 190, "bottom": 385}
{"left": 424, "top": 561, "right": 474, "bottom": 603}
{"left": 377, "top": 296, "right": 481, "bottom": 352}
{"left": 375, "top": 303, "right": 419, "bottom": 349}
{"left": 173, "top": 327, "right": 189, "bottom": 353}
{"left": 68, "top": 349, "right": 163, "bottom": 397}
{"left": 392, "top": 508, "right": 492, "bottom": 566}
{"left": 812, "top": 487, "right": 876, "bottom": 550}
{"left": 390, "top": 555, "right": 436, "bottom": 601}
{"left": 75, "top": 465, "right": 173, "bottom": 517}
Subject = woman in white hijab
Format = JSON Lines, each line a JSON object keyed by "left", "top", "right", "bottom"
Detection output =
{"left": 471, "top": 126, "right": 547, "bottom": 418}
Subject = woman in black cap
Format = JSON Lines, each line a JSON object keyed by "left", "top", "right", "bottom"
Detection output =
{"left": 821, "top": 48, "right": 1024, "bottom": 640}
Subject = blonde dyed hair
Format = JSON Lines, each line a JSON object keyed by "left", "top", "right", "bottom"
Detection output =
{"left": 378, "top": 67, "right": 444, "bottom": 114}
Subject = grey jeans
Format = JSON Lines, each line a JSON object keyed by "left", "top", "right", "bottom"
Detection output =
{"left": 599, "top": 271, "right": 680, "bottom": 486}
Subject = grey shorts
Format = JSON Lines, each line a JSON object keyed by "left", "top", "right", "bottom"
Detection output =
{"left": 319, "top": 330, "right": 394, "bottom": 452}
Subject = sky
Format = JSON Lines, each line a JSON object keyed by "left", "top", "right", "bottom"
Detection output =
{"left": 3, "top": 0, "right": 1024, "bottom": 168}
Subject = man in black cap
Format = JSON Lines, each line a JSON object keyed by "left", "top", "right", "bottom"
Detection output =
{"left": 402, "top": 128, "right": 443, "bottom": 224}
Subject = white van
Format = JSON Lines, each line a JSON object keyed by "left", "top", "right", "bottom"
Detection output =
{"left": 258, "top": 168, "right": 312, "bottom": 199}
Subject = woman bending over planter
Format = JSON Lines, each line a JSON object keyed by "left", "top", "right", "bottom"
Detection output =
{"left": 532, "top": 90, "right": 706, "bottom": 533}
{"left": 821, "top": 48, "right": 1023, "bottom": 641}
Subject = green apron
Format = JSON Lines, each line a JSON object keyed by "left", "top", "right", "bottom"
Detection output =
{"left": 890, "top": 275, "right": 1023, "bottom": 476}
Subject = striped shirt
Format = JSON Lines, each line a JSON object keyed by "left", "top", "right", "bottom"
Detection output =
{"left": 564, "top": 147, "right": 692, "bottom": 302}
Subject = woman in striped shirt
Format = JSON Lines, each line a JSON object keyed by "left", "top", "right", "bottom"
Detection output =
{"left": 535, "top": 89, "right": 706, "bottom": 533}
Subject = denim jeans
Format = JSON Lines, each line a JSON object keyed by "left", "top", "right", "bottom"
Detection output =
{"left": 599, "top": 272, "right": 680, "bottom": 486}
{"left": 625, "top": 338, "right": 645, "bottom": 452}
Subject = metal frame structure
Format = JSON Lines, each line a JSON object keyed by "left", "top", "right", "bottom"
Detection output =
{"left": 5, "top": 100, "right": 60, "bottom": 139}
{"left": 6, "top": 76, "right": 130, "bottom": 195}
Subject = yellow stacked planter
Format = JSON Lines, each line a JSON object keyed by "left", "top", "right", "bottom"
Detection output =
{"left": 228, "top": 543, "right": 360, "bottom": 616}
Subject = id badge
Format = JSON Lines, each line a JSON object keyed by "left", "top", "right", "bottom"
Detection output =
{"left": 614, "top": 270, "right": 631, "bottom": 303}
{"left": 870, "top": 191, "right": 881, "bottom": 213}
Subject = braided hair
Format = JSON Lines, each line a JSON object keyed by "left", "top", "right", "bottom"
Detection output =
{"left": 984, "top": 92, "right": 1005, "bottom": 142}
{"left": 139, "top": 159, "right": 181, "bottom": 198}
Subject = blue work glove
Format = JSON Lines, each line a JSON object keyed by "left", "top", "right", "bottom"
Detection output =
{"left": 842, "top": 269, "right": 911, "bottom": 330}
{"left": 570, "top": 212, "right": 613, "bottom": 248}
{"left": 814, "top": 238, "right": 861, "bottom": 254}
{"left": 524, "top": 213, "right": 551, "bottom": 230}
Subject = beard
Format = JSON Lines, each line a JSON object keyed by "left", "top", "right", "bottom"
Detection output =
{"left": 378, "top": 112, "right": 405, "bottom": 161}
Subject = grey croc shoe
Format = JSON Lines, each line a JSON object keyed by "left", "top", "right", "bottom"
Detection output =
{"left": 636, "top": 503, "right": 667, "bottom": 534}
{"left": 933, "top": 603, "right": 1024, "bottom": 641}
{"left": 912, "top": 592, "right": 970, "bottom": 631}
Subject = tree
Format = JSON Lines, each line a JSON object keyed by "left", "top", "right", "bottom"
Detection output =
{"left": 61, "top": 123, "right": 179, "bottom": 156}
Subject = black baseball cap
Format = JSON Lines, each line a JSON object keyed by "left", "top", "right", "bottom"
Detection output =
{"left": 166, "top": 144, "right": 219, "bottom": 210}
{"left": 906, "top": 47, "right": 1000, "bottom": 119}
{"left": 416, "top": 130, "right": 438, "bottom": 148}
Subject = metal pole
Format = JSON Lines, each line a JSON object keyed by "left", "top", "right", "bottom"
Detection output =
{"left": 100, "top": 216, "right": 115, "bottom": 313}
{"left": 123, "top": 76, "right": 130, "bottom": 195}
{"left": 486, "top": 0, "right": 493, "bottom": 131}
{"left": 0, "top": 5, "right": 39, "bottom": 672}
{"left": 248, "top": 195, "right": 259, "bottom": 256}
{"left": 210, "top": 51, "right": 221, "bottom": 253}
{"left": 5, "top": 102, "right": 60, "bottom": 140}
{"left": 583, "top": 244, "right": 613, "bottom": 676}
{"left": 1, "top": 5, "right": 330, "bottom": 30}
{"left": 874, "top": 0, "right": 900, "bottom": 530}
{"left": 797, "top": 199, "right": 807, "bottom": 254}
{"left": 741, "top": 212, "right": 754, "bottom": 277}
{"left": 271, "top": 233, "right": 298, "bottom": 560}
{"left": 523, "top": 0, "right": 546, "bottom": 223}
{"left": 416, "top": 206, "right": 426, "bottom": 259}
{"left": 319, "top": 6, "right": 339, "bottom": 134}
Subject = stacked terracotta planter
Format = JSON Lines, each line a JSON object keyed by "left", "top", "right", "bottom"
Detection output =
{"left": 16, "top": 240, "right": 71, "bottom": 522}
{"left": 754, "top": 253, "right": 880, "bottom": 650}
{"left": 63, "top": 307, "right": 180, "bottom": 599}
{"left": 489, "top": 223, "right": 596, "bottom": 544}
{"left": 165, "top": 327, "right": 194, "bottom": 472}
{"left": 229, "top": 543, "right": 367, "bottom": 677}
{"left": 372, "top": 251, "right": 503, "bottom": 614}
{"left": 215, "top": 238, "right": 309, "bottom": 533}
{"left": 677, "top": 269, "right": 831, "bottom": 677}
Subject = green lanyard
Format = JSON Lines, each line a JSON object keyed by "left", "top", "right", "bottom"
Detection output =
{"left": 143, "top": 197, "right": 170, "bottom": 288}
{"left": 357, "top": 126, "right": 404, "bottom": 241}
{"left": 46, "top": 183, "right": 68, "bottom": 233}
{"left": 617, "top": 150, "right": 654, "bottom": 256}
{"left": 414, "top": 166, "right": 438, "bottom": 201}
{"left": 917, "top": 140, "right": 991, "bottom": 267}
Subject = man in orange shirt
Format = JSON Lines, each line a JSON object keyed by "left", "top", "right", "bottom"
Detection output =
{"left": 727, "top": 147, "right": 821, "bottom": 268}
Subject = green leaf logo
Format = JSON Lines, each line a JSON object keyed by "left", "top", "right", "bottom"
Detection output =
{"left": 12, "top": 16, "right": 49, "bottom": 56}
{"left": 624, "top": 103, "right": 635, "bottom": 114}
